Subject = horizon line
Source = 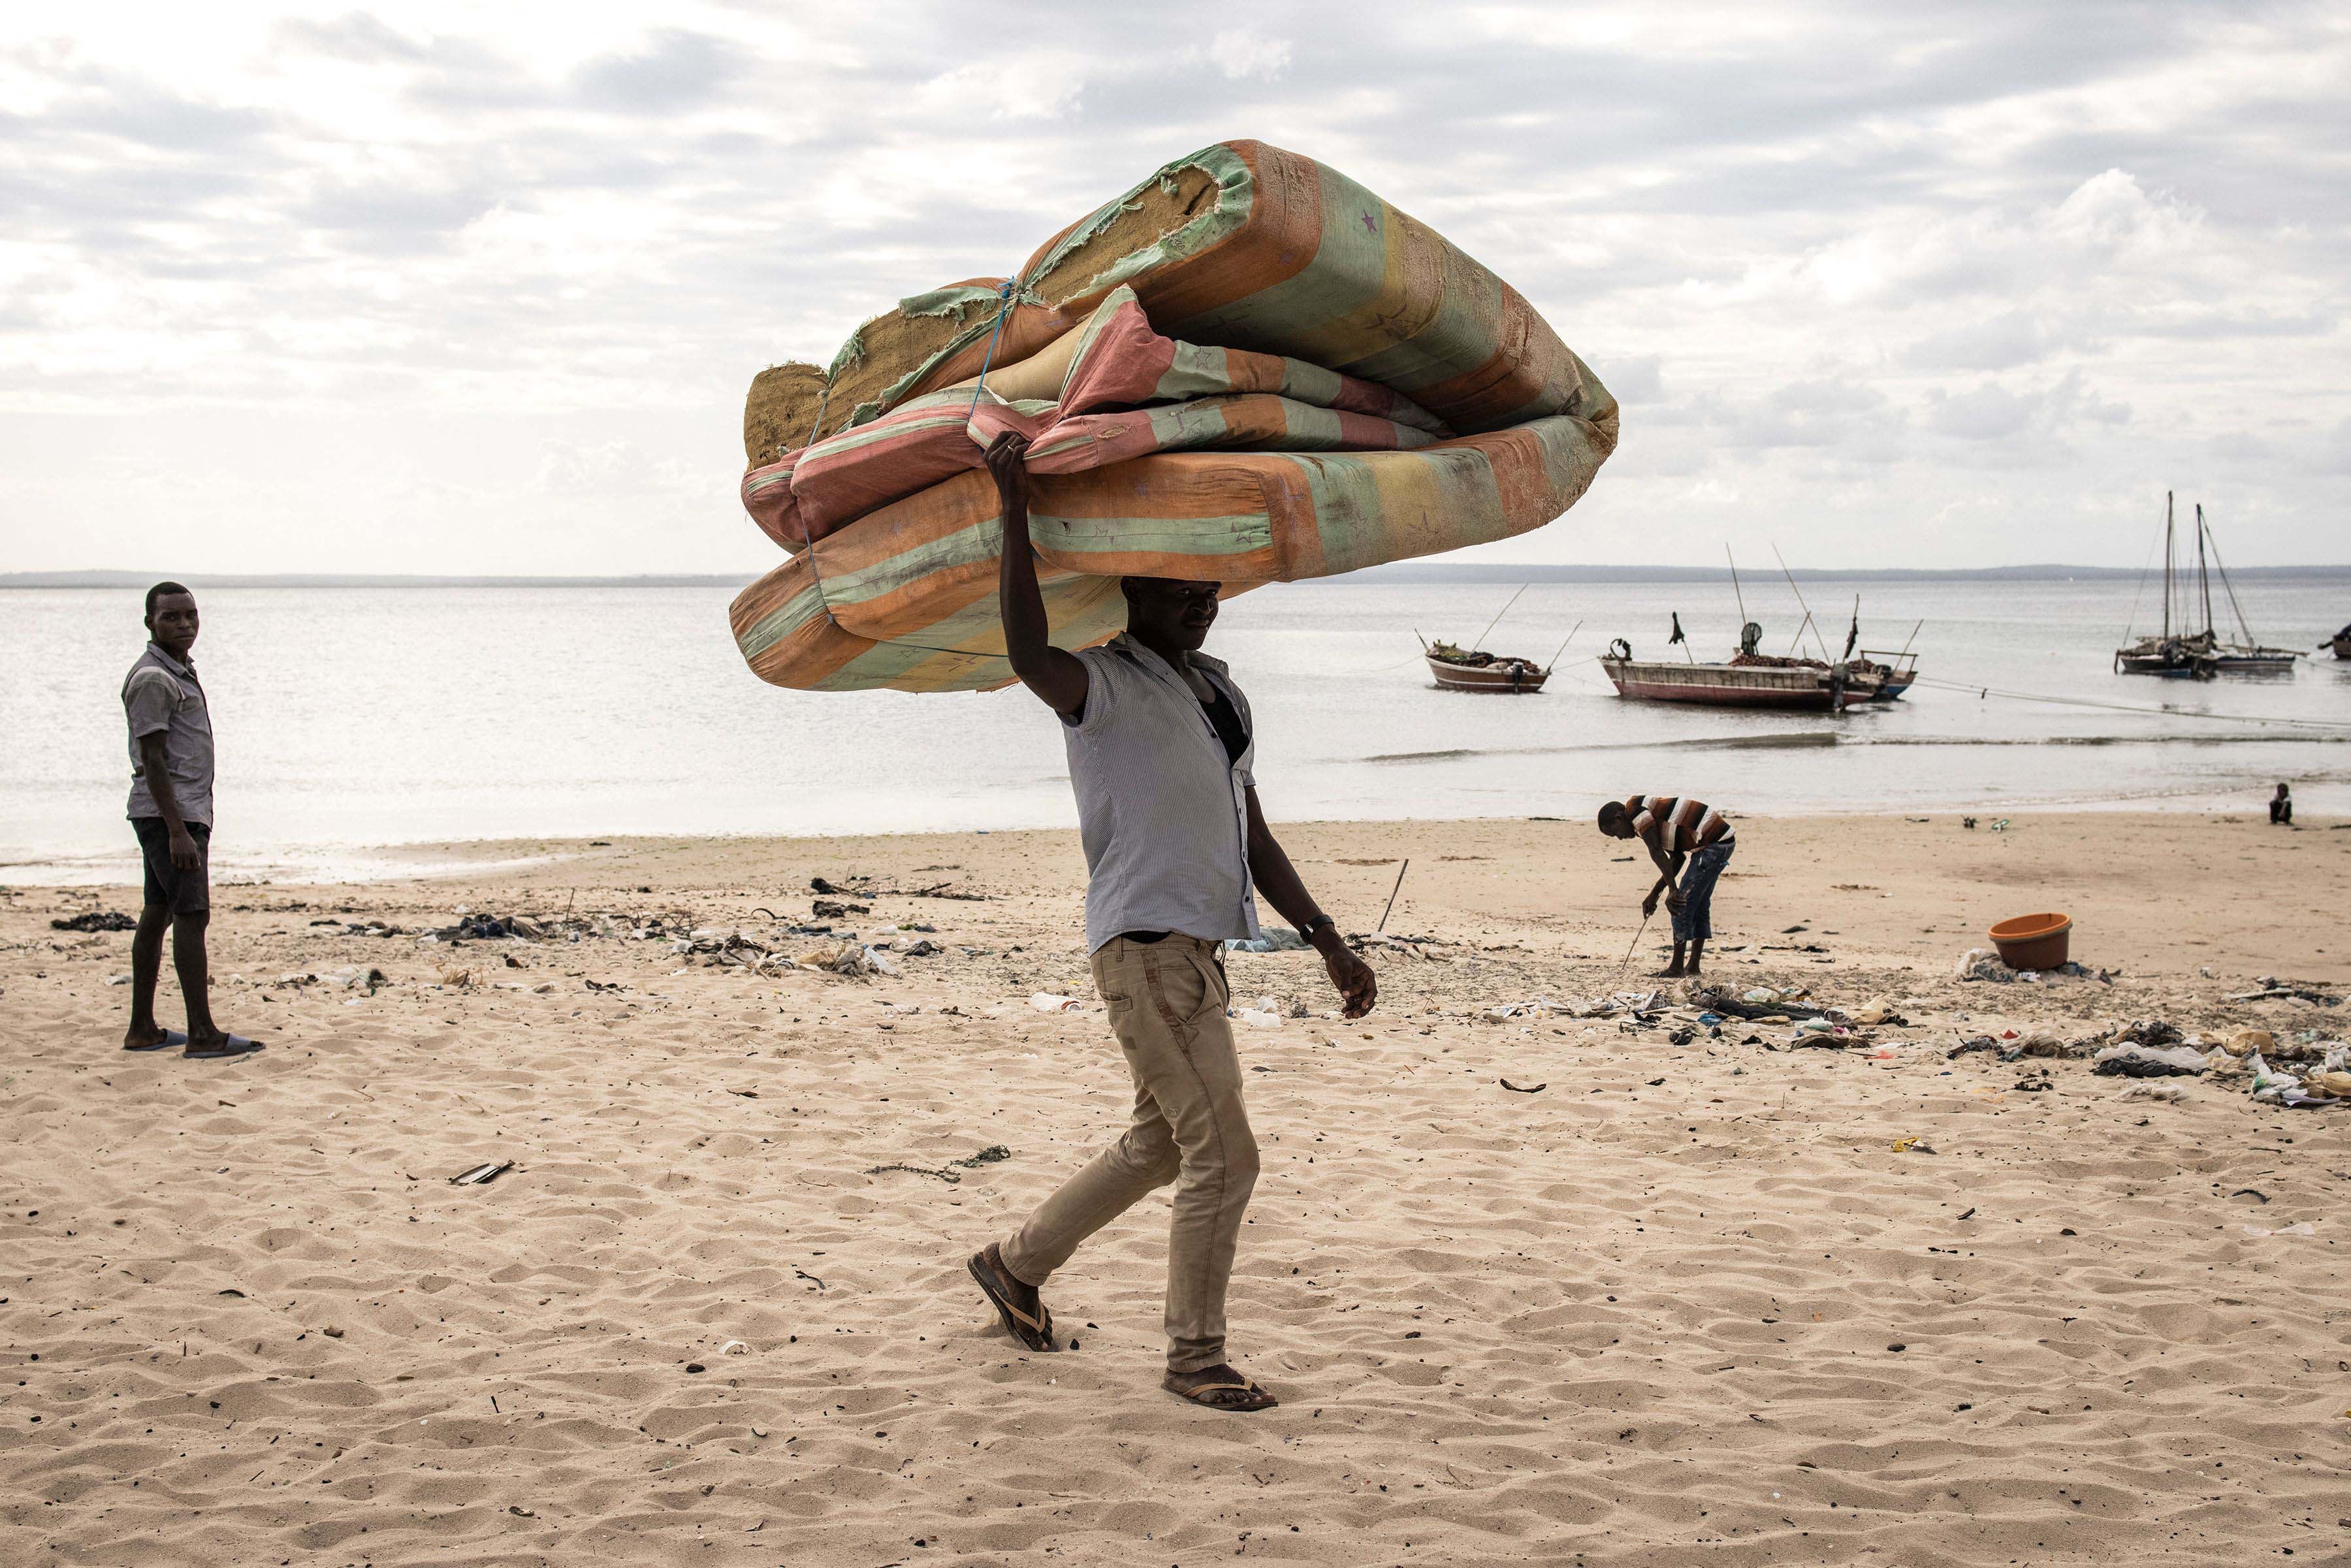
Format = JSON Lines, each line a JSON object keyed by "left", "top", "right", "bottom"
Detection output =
{"left": 8, "top": 561, "right": 2351, "bottom": 590}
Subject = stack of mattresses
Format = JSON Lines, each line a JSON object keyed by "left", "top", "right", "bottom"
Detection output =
{"left": 731, "top": 139, "right": 1618, "bottom": 693}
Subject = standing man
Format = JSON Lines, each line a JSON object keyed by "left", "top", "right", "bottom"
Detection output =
{"left": 965, "top": 432, "right": 1376, "bottom": 1413}
{"left": 1597, "top": 793, "right": 1736, "bottom": 979}
{"left": 122, "top": 583, "right": 259, "bottom": 1060}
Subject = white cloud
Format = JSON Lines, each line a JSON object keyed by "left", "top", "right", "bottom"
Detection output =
{"left": 1208, "top": 30, "right": 1293, "bottom": 81}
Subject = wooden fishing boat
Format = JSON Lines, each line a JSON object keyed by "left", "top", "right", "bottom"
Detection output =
{"left": 1601, "top": 639, "right": 1882, "bottom": 709}
{"left": 1416, "top": 588, "right": 1574, "bottom": 694}
{"left": 2323, "top": 625, "right": 2351, "bottom": 661}
{"left": 2119, "top": 495, "right": 2298, "bottom": 678}
{"left": 1425, "top": 641, "right": 1549, "bottom": 692}
{"left": 1851, "top": 648, "right": 1919, "bottom": 701}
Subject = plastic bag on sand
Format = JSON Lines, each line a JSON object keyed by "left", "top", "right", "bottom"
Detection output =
{"left": 2115, "top": 1081, "right": 2189, "bottom": 1104}
{"left": 799, "top": 942, "right": 897, "bottom": 978}
{"left": 1234, "top": 1006, "right": 1283, "bottom": 1030}
{"left": 1954, "top": 948, "right": 2014, "bottom": 984}
{"left": 2092, "top": 1043, "right": 2206, "bottom": 1078}
{"left": 1224, "top": 929, "right": 1311, "bottom": 953}
{"left": 1484, "top": 999, "right": 1556, "bottom": 1021}
{"left": 1029, "top": 993, "right": 1080, "bottom": 1012}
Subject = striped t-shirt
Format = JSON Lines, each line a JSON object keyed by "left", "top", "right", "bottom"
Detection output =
{"left": 1625, "top": 795, "right": 1729, "bottom": 853}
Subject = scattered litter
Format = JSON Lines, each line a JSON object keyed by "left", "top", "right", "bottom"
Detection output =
{"left": 1691, "top": 984, "right": 1822, "bottom": 1021}
{"left": 863, "top": 1145, "right": 1012, "bottom": 1184}
{"left": 1483, "top": 998, "right": 1556, "bottom": 1021}
{"left": 106, "top": 972, "right": 132, "bottom": 985}
{"left": 2222, "top": 1029, "right": 2275, "bottom": 1057}
{"left": 795, "top": 942, "right": 897, "bottom": 979}
{"left": 2115, "top": 1082, "right": 2188, "bottom": 1104}
{"left": 2007, "top": 1031, "right": 2077, "bottom": 1060}
{"left": 812, "top": 898, "right": 871, "bottom": 920}
{"left": 2241, "top": 1221, "right": 2316, "bottom": 1238}
{"left": 2232, "top": 977, "right": 2343, "bottom": 1006}
{"left": 319, "top": 965, "right": 389, "bottom": 992}
{"left": 1499, "top": 1078, "right": 1547, "bottom": 1093}
{"left": 2092, "top": 1043, "right": 2207, "bottom": 1078}
{"left": 1891, "top": 1136, "right": 1937, "bottom": 1155}
{"left": 1225, "top": 928, "right": 1311, "bottom": 953}
{"left": 1234, "top": 1003, "right": 1283, "bottom": 1029}
{"left": 51, "top": 911, "right": 136, "bottom": 933}
{"left": 1851, "top": 999, "right": 1909, "bottom": 1026}
{"left": 1029, "top": 993, "right": 1080, "bottom": 1012}
{"left": 720, "top": 1339, "right": 750, "bottom": 1356}
{"left": 417, "top": 913, "right": 534, "bottom": 944}
{"left": 450, "top": 1160, "right": 511, "bottom": 1186}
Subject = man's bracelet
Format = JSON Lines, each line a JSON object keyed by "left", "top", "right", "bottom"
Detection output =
{"left": 1298, "top": 914, "right": 1335, "bottom": 942}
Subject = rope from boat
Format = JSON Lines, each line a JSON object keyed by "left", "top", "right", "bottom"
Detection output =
{"left": 1904, "top": 676, "right": 2351, "bottom": 732}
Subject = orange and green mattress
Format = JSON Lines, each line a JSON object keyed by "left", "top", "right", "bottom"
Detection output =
{"left": 731, "top": 139, "right": 1618, "bottom": 693}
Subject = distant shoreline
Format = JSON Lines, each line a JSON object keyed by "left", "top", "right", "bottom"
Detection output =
{"left": 10, "top": 562, "right": 2351, "bottom": 589}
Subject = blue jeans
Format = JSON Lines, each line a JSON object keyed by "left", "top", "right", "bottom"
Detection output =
{"left": 1671, "top": 838, "right": 1734, "bottom": 944}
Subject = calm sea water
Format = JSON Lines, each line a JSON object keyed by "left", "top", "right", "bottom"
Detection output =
{"left": 5, "top": 577, "right": 2348, "bottom": 883}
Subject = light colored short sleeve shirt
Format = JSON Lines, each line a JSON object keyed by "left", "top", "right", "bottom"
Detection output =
{"left": 1061, "top": 633, "right": 1262, "bottom": 953}
{"left": 123, "top": 644, "right": 214, "bottom": 827}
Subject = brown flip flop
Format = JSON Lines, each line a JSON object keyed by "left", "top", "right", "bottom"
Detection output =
{"left": 1162, "top": 1368, "right": 1278, "bottom": 1412}
{"left": 967, "top": 1248, "right": 1055, "bottom": 1352}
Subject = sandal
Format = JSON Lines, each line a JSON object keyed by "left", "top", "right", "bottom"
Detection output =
{"left": 1163, "top": 1366, "right": 1279, "bottom": 1412}
{"left": 967, "top": 1247, "right": 1055, "bottom": 1352}
{"left": 184, "top": 1034, "right": 264, "bottom": 1061}
{"left": 125, "top": 1030, "right": 189, "bottom": 1052}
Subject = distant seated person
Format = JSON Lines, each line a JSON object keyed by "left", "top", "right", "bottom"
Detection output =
{"left": 2270, "top": 783, "right": 2292, "bottom": 826}
{"left": 1597, "top": 793, "right": 1736, "bottom": 978}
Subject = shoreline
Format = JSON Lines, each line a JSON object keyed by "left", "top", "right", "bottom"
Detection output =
{"left": 5, "top": 796, "right": 2343, "bottom": 891}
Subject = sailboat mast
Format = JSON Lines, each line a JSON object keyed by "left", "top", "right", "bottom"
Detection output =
{"left": 2162, "top": 492, "right": 2173, "bottom": 639}
{"left": 2196, "top": 504, "right": 2213, "bottom": 637}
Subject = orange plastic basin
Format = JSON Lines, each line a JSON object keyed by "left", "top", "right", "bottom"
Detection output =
{"left": 1989, "top": 912, "right": 2072, "bottom": 971}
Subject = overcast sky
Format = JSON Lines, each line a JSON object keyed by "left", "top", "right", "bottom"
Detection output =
{"left": 3, "top": 1, "right": 2346, "bottom": 575}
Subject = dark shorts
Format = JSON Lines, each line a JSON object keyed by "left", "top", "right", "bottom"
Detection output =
{"left": 132, "top": 818, "right": 211, "bottom": 916}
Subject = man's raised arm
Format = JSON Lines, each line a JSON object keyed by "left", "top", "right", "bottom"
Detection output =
{"left": 988, "top": 433, "right": 1089, "bottom": 717}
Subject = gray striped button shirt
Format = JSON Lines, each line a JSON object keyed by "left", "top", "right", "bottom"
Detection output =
{"left": 1062, "top": 633, "right": 1263, "bottom": 954}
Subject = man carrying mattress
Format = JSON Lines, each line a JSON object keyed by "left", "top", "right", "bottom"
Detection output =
{"left": 1598, "top": 793, "right": 1736, "bottom": 979}
{"left": 967, "top": 431, "right": 1377, "bottom": 1413}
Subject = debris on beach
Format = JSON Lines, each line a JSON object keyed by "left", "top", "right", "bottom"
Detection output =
{"left": 2230, "top": 976, "right": 2343, "bottom": 1006}
{"left": 1234, "top": 999, "right": 1284, "bottom": 1029}
{"left": 449, "top": 1160, "right": 511, "bottom": 1186}
{"left": 863, "top": 1145, "right": 1012, "bottom": 1183}
{"left": 1226, "top": 928, "right": 1311, "bottom": 953}
{"left": 1953, "top": 948, "right": 2112, "bottom": 985}
{"left": 1029, "top": 992, "right": 1080, "bottom": 1012}
{"left": 310, "top": 918, "right": 404, "bottom": 938}
{"left": 2092, "top": 1042, "right": 2207, "bottom": 1078}
{"left": 51, "top": 910, "right": 138, "bottom": 933}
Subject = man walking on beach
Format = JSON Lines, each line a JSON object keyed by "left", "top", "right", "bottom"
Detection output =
{"left": 965, "top": 432, "right": 1377, "bottom": 1413}
{"left": 1599, "top": 793, "right": 1735, "bottom": 979}
{"left": 121, "top": 583, "right": 258, "bottom": 1060}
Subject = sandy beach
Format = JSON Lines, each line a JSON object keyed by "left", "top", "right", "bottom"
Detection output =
{"left": 4, "top": 809, "right": 2347, "bottom": 1566}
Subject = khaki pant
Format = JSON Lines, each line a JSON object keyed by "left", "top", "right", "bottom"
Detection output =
{"left": 1000, "top": 933, "right": 1259, "bottom": 1373}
